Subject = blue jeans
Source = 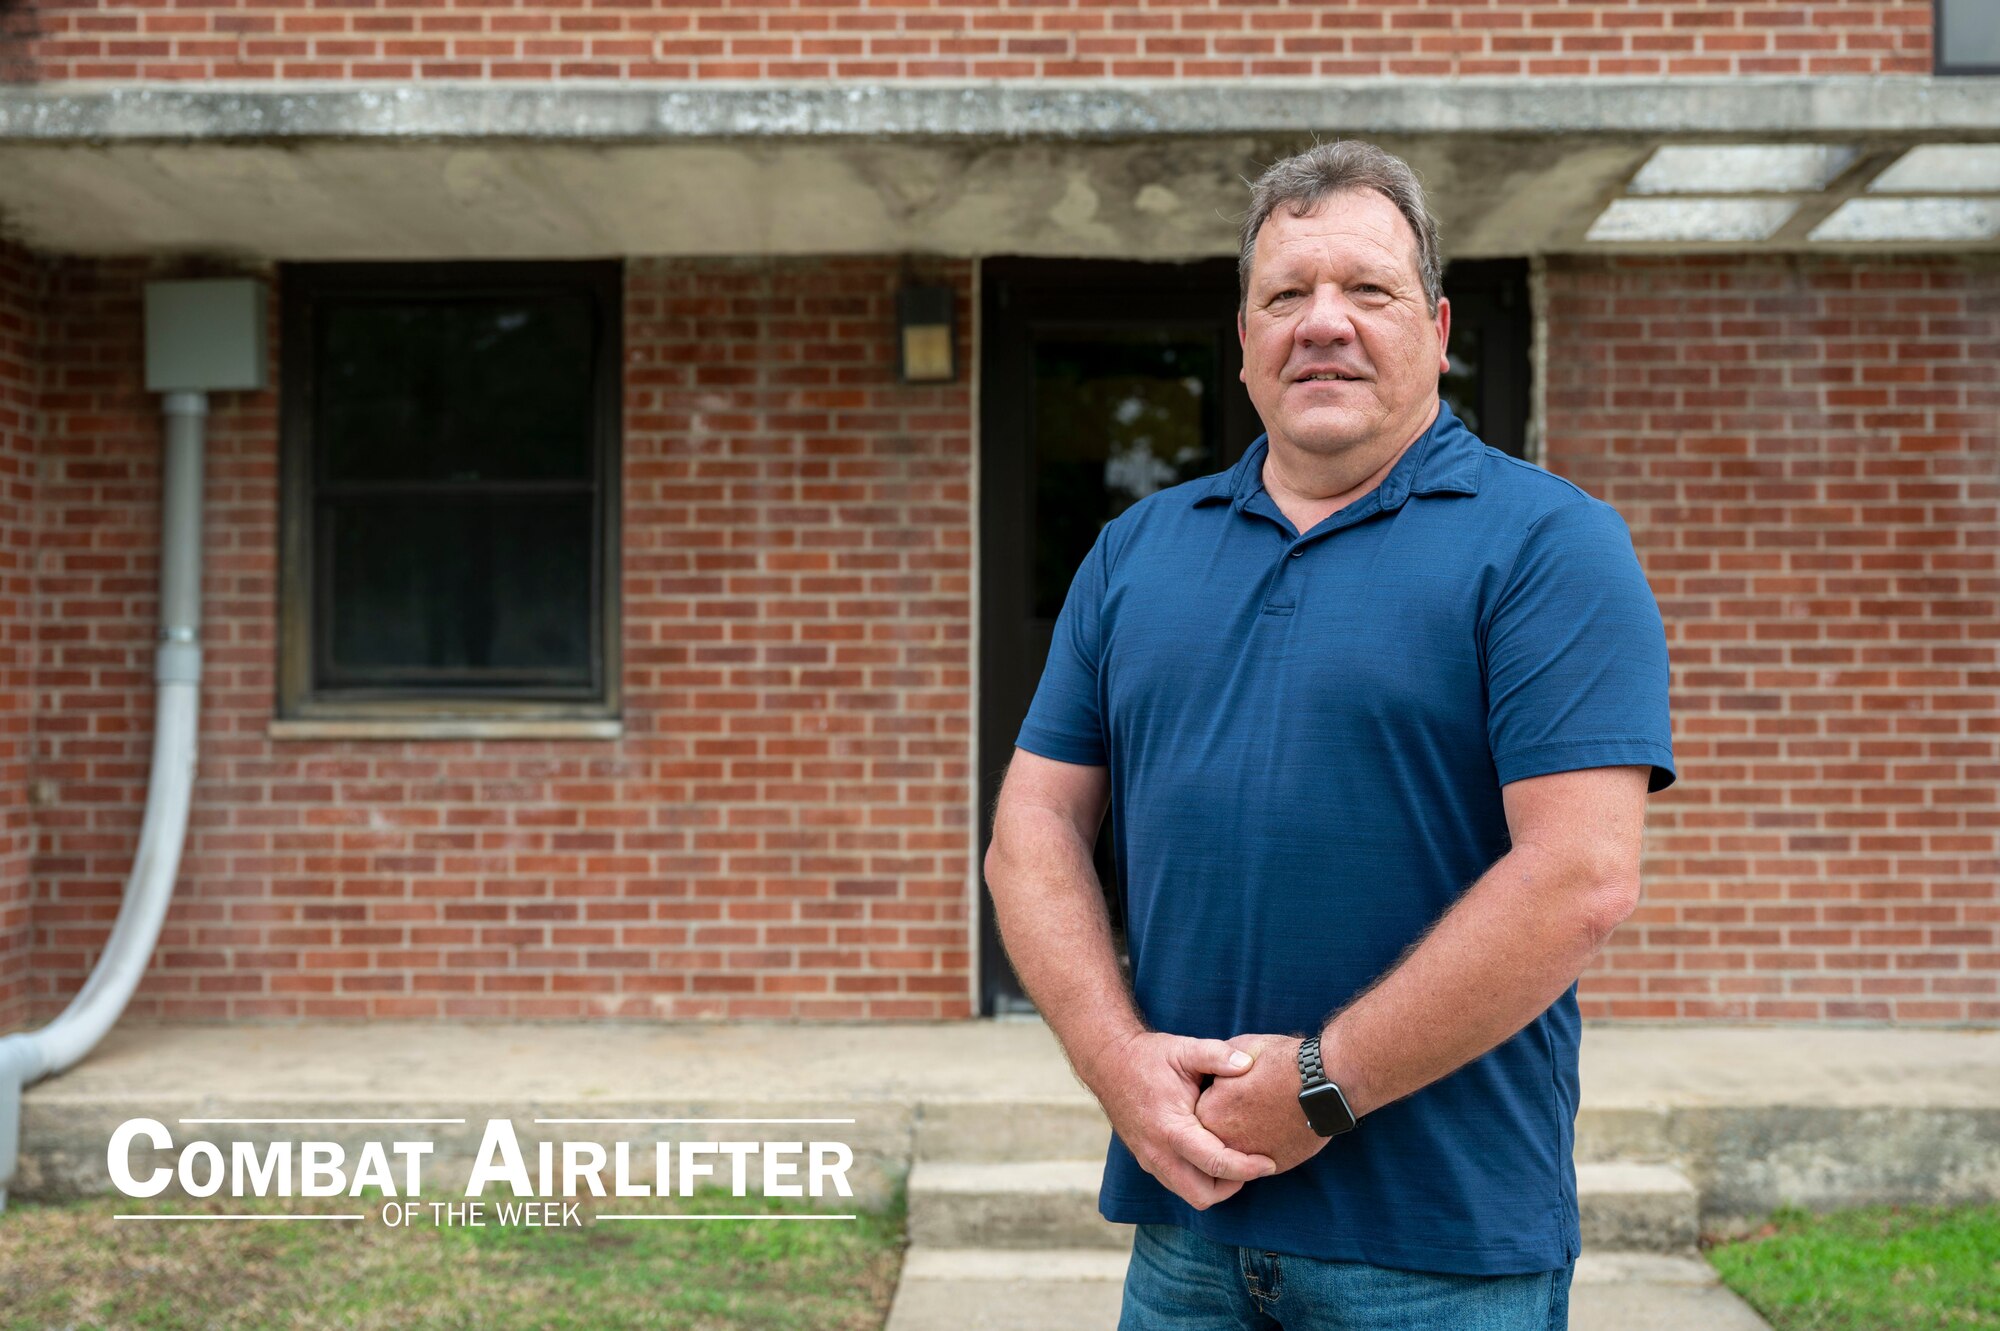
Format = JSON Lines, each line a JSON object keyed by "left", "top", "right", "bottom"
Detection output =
{"left": 1119, "top": 1223, "right": 1573, "bottom": 1331}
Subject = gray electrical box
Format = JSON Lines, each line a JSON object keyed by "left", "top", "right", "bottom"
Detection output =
{"left": 1941, "top": 0, "right": 2000, "bottom": 70}
{"left": 144, "top": 279, "right": 269, "bottom": 393}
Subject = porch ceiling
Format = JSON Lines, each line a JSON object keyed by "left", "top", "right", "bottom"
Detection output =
{"left": 1, "top": 79, "right": 1997, "bottom": 261}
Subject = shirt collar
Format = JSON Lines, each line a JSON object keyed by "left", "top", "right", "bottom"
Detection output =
{"left": 1190, "top": 397, "right": 1486, "bottom": 512}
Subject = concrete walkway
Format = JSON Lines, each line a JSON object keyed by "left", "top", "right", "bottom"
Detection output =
{"left": 15, "top": 1021, "right": 2000, "bottom": 1329}
{"left": 884, "top": 1250, "right": 1774, "bottom": 1331}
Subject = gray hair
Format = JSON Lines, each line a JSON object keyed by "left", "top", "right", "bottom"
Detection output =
{"left": 1237, "top": 141, "right": 1444, "bottom": 318}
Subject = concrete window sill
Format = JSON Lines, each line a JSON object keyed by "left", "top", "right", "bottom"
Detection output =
{"left": 267, "top": 718, "right": 623, "bottom": 742}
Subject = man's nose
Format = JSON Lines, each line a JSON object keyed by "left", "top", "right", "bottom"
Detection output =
{"left": 1294, "top": 285, "right": 1356, "bottom": 343}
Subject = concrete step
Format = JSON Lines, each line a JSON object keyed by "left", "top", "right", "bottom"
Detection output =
{"left": 915, "top": 1099, "right": 1110, "bottom": 1163}
{"left": 901, "top": 1248, "right": 1133, "bottom": 1281}
{"left": 885, "top": 1249, "right": 1125, "bottom": 1331}
{"left": 907, "top": 1159, "right": 1702, "bottom": 1254}
{"left": 1579, "top": 1162, "right": 1700, "bottom": 1254}
{"left": 906, "top": 1160, "right": 1131, "bottom": 1249}
{"left": 884, "top": 1249, "right": 1770, "bottom": 1331}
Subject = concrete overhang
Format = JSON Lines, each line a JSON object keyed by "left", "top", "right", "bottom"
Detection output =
{"left": 2, "top": 78, "right": 1998, "bottom": 261}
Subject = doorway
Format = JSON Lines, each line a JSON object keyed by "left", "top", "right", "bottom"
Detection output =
{"left": 975, "top": 257, "right": 1530, "bottom": 1014}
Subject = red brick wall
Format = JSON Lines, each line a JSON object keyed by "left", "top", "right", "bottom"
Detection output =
{"left": 1550, "top": 255, "right": 2000, "bottom": 1023}
{"left": 0, "top": 244, "right": 41, "bottom": 1035}
{"left": 12, "top": 0, "right": 1931, "bottom": 82}
{"left": 19, "top": 249, "right": 1997, "bottom": 1025}
{"left": 27, "top": 255, "right": 975, "bottom": 1022}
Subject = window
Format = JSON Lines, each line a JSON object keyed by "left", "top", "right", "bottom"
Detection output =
{"left": 278, "top": 262, "right": 621, "bottom": 727}
{"left": 1938, "top": 0, "right": 2000, "bottom": 74}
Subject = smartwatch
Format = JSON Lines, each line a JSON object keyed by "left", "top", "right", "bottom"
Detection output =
{"left": 1296, "top": 1034, "right": 1358, "bottom": 1137}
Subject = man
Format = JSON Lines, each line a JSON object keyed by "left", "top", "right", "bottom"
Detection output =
{"left": 983, "top": 140, "right": 1676, "bottom": 1330}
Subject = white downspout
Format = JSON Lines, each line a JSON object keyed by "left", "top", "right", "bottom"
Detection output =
{"left": 0, "top": 389, "right": 205, "bottom": 1211}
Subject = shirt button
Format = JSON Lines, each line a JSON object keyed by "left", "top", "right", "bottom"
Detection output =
{"left": 1289, "top": 548, "right": 1304, "bottom": 558}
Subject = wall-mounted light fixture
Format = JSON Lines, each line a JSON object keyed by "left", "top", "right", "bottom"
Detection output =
{"left": 896, "top": 284, "right": 956, "bottom": 384}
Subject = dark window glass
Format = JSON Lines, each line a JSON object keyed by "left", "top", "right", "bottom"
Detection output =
{"left": 1031, "top": 332, "right": 1222, "bottom": 619}
{"left": 1440, "top": 260, "right": 1531, "bottom": 460}
{"left": 282, "top": 263, "right": 618, "bottom": 711}
{"left": 1440, "top": 314, "right": 1485, "bottom": 439}
{"left": 1939, "top": 0, "right": 2000, "bottom": 73}
{"left": 319, "top": 299, "right": 596, "bottom": 484}
{"left": 323, "top": 495, "right": 593, "bottom": 683}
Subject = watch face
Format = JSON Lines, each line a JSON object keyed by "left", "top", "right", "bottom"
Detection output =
{"left": 1299, "top": 1082, "right": 1357, "bottom": 1137}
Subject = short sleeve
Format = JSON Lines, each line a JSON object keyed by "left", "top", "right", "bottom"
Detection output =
{"left": 1014, "top": 528, "right": 1111, "bottom": 768}
{"left": 1485, "top": 500, "right": 1676, "bottom": 793}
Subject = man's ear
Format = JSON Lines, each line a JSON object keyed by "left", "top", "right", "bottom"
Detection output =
{"left": 1237, "top": 309, "right": 1248, "bottom": 383}
{"left": 1434, "top": 295, "right": 1452, "bottom": 376}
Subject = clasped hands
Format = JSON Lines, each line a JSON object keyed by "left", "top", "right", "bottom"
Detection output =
{"left": 1086, "top": 1031, "right": 1333, "bottom": 1211}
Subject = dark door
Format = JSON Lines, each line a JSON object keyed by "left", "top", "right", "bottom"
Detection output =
{"left": 976, "top": 257, "right": 1530, "bottom": 1015}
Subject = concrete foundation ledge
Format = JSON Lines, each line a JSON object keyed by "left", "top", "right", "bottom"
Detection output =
{"left": 8, "top": 1022, "right": 1998, "bottom": 1227}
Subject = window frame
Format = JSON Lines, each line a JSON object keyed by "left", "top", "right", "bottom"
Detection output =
{"left": 276, "top": 260, "right": 623, "bottom": 726}
{"left": 1936, "top": 0, "right": 2000, "bottom": 75}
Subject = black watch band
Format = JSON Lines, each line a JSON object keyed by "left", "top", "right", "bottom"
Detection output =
{"left": 1296, "top": 1035, "right": 1358, "bottom": 1138}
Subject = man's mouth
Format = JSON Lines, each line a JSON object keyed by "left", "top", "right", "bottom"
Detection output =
{"left": 1294, "top": 372, "right": 1365, "bottom": 383}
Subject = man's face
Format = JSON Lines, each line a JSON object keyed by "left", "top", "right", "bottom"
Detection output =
{"left": 1237, "top": 188, "right": 1450, "bottom": 463}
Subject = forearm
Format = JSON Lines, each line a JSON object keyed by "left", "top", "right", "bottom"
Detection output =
{"left": 985, "top": 803, "right": 1144, "bottom": 1081}
{"left": 1320, "top": 842, "right": 1637, "bottom": 1118}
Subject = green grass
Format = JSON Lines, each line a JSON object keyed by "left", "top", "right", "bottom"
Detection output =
{"left": 0, "top": 1186, "right": 906, "bottom": 1331}
{"left": 1707, "top": 1203, "right": 2000, "bottom": 1331}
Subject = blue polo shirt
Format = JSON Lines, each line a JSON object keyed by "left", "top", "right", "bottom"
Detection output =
{"left": 1014, "top": 399, "right": 1675, "bottom": 1276}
